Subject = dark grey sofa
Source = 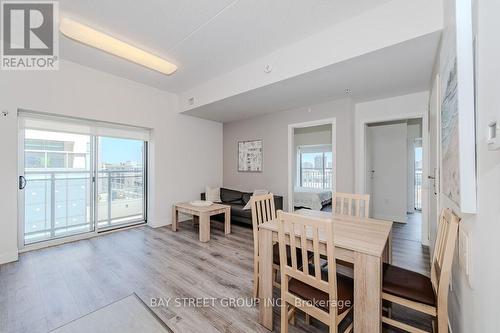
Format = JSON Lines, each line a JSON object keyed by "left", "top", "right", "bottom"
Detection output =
{"left": 201, "top": 188, "right": 283, "bottom": 227}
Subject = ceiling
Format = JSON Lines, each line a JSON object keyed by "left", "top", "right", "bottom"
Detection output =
{"left": 59, "top": 0, "right": 392, "bottom": 92}
{"left": 183, "top": 31, "right": 441, "bottom": 123}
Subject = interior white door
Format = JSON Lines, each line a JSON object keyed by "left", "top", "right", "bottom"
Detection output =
{"left": 366, "top": 123, "right": 407, "bottom": 223}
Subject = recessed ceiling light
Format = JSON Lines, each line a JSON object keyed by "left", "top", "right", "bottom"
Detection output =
{"left": 59, "top": 18, "right": 177, "bottom": 75}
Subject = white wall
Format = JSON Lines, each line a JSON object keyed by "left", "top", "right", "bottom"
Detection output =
{"left": 223, "top": 98, "right": 354, "bottom": 209}
{"left": 294, "top": 124, "right": 332, "bottom": 149}
{"left": 0, "top": 60, "right": 223, "bottom": 264}
{"left": 435, "top": 0, "right": 500, "bottom": 331}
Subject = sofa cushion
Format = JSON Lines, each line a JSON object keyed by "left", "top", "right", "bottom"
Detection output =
{"left": 220, "top": 188, "right": 243, "bottom": 203}
{"left": 230, "top": 204, "right": 252, "bottom": 219}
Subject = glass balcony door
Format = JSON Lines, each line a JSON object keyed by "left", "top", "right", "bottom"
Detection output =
{"left": 96, "top": 137, "right": 146, "bottom": 229}
{"left": 22, "top": 129, "right": 94, "bottom": 245}
{"left": 20, "top": 130, "right": 147, "bottom": 246}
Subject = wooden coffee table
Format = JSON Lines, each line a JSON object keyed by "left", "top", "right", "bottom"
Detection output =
{"left": 172, "top": 202, "right": 231, "bottom": 242}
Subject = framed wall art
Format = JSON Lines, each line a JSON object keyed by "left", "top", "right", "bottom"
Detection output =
{"left": 238, "top": 140, "right": 263, "bottom": 172}
{"left": 440, "top": 0, "right": 476, "bottom": 213}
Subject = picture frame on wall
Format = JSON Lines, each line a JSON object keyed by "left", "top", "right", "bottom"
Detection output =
{"left": 440, "top": 0, "right": 476, "bottom": 213}
{"left": 238, "top": 140, "right": 263, "bottom": 172}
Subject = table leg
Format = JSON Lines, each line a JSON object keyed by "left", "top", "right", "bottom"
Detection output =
{"left": 258, "top": 228, "right": 273, "bottom": 330}
{"left": 384, "top": 229, "right": 393, "bottom": 264}
{"left": 354, "top": 252, "right": 382, "bottom": 333}
{"left": 199, "top": 213, "right": 210, "bottom": 242}
{"left": 225, "top": 208, "right": 231, "bottom": 235}
{"left": 172, "top": 206, "right": 178, "bottom": 231}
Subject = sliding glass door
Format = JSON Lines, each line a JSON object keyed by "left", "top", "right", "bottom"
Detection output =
{"left": 20, "top": 118, "right": 148, "bottom": 246}
{"left": 22, "top": 129, "right": 94, "bottom": 244}
{"left": 97, "top": 137, "right": 146, "bottom": 229}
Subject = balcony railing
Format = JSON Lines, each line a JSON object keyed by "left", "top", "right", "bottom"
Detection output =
{"left": 24, "top": 169, "right": 144, "bottom": 244}
{"left": 96, "top": 170, "right": 145, "bottom": 229}
{"left": 415, "top": 170, "right": 422, "bottom": 211}
{"left": 300, "top": 168, "right": 333, "bottom": 189}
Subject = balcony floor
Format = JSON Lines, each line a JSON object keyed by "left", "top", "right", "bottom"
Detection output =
{"left": 1, "top": 221, "right": 431, "bottom": 332}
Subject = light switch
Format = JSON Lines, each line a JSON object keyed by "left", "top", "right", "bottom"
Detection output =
{"left": 487, "top": 121, "right": 500, "bottom": 150}
{"left": 459, "top": 228, "right": 470, "bottom": 277}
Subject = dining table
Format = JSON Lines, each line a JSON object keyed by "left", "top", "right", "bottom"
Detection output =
{"left": 258, "top": 209, "right": 393, "bottom": 333}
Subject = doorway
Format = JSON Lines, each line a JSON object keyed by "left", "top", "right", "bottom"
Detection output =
{"left": 365, "top": 118, "right": 430, "bottom": 274}
{"left": 18, "top": 113, "right": 148, "bottom": 247}
{"left": 287, "top": 118, "right": 336, "bottom": 212}
{"left": 365, "top": 118, "right": 426, "bottom": 245}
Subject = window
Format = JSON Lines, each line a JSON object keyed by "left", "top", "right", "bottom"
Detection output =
{"left": 298, "top": 145, "right": 332, "bottom": 189}
{"left": 414, "top": 142, "right": 423, "bottom": 210}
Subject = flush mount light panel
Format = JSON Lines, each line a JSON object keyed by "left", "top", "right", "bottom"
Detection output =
{"left": 59, "top": 18, "right": 177, "bottom": 75}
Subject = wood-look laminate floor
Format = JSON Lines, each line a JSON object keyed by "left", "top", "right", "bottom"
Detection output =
{"left": 0, "top": 218, "right": 431, "bottom": 333}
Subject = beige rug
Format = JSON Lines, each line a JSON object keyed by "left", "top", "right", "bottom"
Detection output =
{"left": 51, "top": 294, "right": 173, "bottom": 333}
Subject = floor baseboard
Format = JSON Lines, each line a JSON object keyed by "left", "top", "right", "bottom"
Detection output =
{"left": 0, "top": 250, "right": 19, "bottom": 265}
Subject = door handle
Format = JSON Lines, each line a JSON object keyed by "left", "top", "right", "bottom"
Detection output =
{"left": 19, "top": 176, "right": 27, "bottom": 190}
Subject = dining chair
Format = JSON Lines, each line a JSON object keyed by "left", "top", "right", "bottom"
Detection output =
{"left": 251, "top": 193, "right": 280, "bottom": 298}
{"left": 332, "top": 192, "right": 370, "bottom": 218}
{"left": 381, "top": 208, "right": 460, "bottom": 333}
{"left": 277, "top": 210, "right": 353, "bottom": 333}
{"left": 331, "top": 192, "right": 371, "bottom": 274}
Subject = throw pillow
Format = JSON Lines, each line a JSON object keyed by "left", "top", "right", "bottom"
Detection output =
{"left": 205, "top": 186, "right": 221, "bottom": 203}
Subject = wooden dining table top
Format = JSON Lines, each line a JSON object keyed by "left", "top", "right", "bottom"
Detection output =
{"left": 258, "top": 209, "right": 393, "bottom": 257}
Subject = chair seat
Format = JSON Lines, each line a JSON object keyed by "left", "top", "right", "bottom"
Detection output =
{"left": 288, "top": 265, "right": 353, "bottom": 315}
{"left": 382, "top": 263, "right": 436, "bottom": 306}
{"left": 273, "top": 244, "right": 312, "bottom": 267}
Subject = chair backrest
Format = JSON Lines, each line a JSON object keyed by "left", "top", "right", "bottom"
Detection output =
{"left": 431, "top": 208, "right": 460, "bottom": 310}
{"left": 250, "top": 193, "right": 276, "bottom": 254}
{"left": 332, "top": 192, "right": 370, "bottom": 218}
{"left": 277, "top": 210, "right": 339, "bottom": 317}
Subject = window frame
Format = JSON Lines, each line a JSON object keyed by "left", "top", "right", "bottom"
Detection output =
{"left": 297, "top": 145, "right": 333, "bottom": 190}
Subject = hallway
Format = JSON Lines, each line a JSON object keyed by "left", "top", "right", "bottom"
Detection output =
{"left": 392, "top": 212, "right": 430, "bottom": 276}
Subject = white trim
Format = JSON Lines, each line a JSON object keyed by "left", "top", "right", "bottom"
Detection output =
{"left": 287, "top": 117, "right": 336, "bottom": 212}
{"left": 0, "top": 250, "right": 19, "bottom": 265}
{"left": 455, "top": 0, "right": 477, "bottom": 213}
{"left": 356, "top": 110, "right": 430, "bottom": 246}
{"left": 17, "top": 125, "right": 25, "bottom": 251}
{"left": 148, "top": 219, "right": 171, "bottom": 228}
{"left": 430, "top": 73, "right": 441, "bottom": 250}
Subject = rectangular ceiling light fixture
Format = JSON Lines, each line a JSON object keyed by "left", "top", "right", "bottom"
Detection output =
{"left": 60, "top": 18, "right": 177, "bottom": 75}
